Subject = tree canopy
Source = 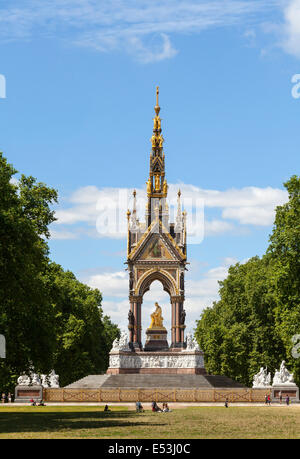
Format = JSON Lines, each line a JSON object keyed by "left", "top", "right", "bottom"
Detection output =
{"left": 0, "top": 152, "right": 119, "bottom": 391}
{"left": 195, "top": 176, "right": 300, "bottom": 387}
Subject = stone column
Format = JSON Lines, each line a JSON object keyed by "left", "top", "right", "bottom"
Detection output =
{"left": 170, "top": 296, "right": 184, "bottom": 349}
{"left": 171, "top": 300, "right": 176, "bottom": 346}
{"left": 128, "top": 301, "right": 134, "bottom": 344}
{"left": 137, "top": 301, "right": 142, "bottom": 347}
{"left": 133, "top": 301, "right": 138, "bottom": 343}
{"left": 179, "top": 302, "right": 186, "bottom": 345}
{"left": 176, "top": 302, "right": 180, "bottom": 343}
{"left": 130, "top": 295, "right": 143, "bottom": 350}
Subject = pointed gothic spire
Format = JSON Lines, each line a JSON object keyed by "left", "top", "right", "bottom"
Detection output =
{"left": 130, "top": 189, "right": 138, "bottom": 230}
{"left": 175, "top": 189, "right": 183, "bottom": 233}
{"left": 155, "top": 86, "right": 160, "bottom": 116}
{"left": 147, "top": 86, "right": 165, "bottom": 197}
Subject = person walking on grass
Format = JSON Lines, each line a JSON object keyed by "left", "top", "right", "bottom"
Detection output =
{"left": 286, "top": 395, "right": 290, "bottom": 406}
{"left": 225, "top": 398, "right": 229, "bottom": 408}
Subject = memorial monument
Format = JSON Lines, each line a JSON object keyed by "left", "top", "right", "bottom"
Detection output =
{"left": 61, "top": 88, "right": 252, "bottom": 399}
{"left": 106, "top": 87, "right": 205, "bottom": 375}
{"left": 14, "top": 369, "right": 60, "bottom": 403}
{"left": 271, "top": 361, "right": 299, "bottom": 402}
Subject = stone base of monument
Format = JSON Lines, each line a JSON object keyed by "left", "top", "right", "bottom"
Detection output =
{"left": 271, "top": 385, "right": 299, "bottom": 403}
{"left": 106, "top": 349, "right": 206, "bottom": 375}
{"left": 144, "top": 327, "right": 169, "bottom": 352}
{"left": 14, "top": 385, "right": 43, "bottom": 403}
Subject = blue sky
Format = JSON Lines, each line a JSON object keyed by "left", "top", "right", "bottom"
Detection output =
{"left": 0, "top": 0, "right": 299, "bottom": 339}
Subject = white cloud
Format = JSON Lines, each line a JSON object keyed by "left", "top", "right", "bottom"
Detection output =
{"left": 222, "top": 205, "right": 277, "bottom": 225}
{"left": 87, "top": 270, "right": 128, "bottom": 297}
{"left": 204, "top": 219, "right": 234, "bottom": 235}
{"left": 281, "top": 0, "right": 300, "bottom": 58}
{"left": 0, "top": 1, "right": 280, "bottom": 62}
{"left": 50, "top": 183, "right": 288, "bottom": 241}
{"left": 50, "top": 229, "right": 79, "bottom": 240}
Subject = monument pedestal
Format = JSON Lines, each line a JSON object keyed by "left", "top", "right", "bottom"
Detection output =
{"left": 107, "top": 349, "right": 205, "bottom": 375}
{"left": 144, "top": 327, "right": 168, "bottom": 352}
{"left": 272, "top": 385, "right": 299, "bottom": 403}
{"left": 14, "top": 385, "right": 43, "bottom": 403}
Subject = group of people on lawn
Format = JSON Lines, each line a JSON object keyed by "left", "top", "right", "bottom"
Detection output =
{"left": 136, "top": 401, "right": 171, "bottom": 412}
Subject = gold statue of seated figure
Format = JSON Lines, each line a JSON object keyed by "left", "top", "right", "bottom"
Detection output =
{"left": 149, "top": 302, "right": 166, "bottom": 329}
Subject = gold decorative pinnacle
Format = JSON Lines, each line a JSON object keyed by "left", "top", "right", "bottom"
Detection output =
{"left": 155, "top": 86, "right": 160, "bottom": 116}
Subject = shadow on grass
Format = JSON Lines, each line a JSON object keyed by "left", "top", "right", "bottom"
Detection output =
{"left": 0, "top": 410, "right": 162, "bottom": 434}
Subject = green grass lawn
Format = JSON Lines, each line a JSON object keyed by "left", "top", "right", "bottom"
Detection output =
{"left": 0, "top": 405, "right": 299, "bottom": 439}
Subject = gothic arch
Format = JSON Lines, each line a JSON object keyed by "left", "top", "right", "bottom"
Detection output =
{"left": 136, "top": 269, "right": 177, "bottom": 299}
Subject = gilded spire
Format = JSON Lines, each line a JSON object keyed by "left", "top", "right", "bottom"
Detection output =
{"left": 146, "top": 86, "right": 167, "bottom": 226}
{"left": 148, "top": 86, "right": 165, "bottom": 195}
{"left": 155, "top": 86, "right": 160, "bottom": 116}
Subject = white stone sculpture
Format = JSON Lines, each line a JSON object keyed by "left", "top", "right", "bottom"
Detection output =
{"left": 41, "top": 374, "right": 49, "bottom": 388}
{"left": 272, "top": 361, "right": 296, "bottom": 386}
{"left": 185, "top": 333, "right": 200, "bottom": 351}
{"left": 118, "top": 330, "right": 131, "bottom": 351}
{"left": 111, "top": 330, "right": 130, "bottom": 352}
{"left": 111, "top": 337, "right": 120, "bottom": 351}
{"left": 49, "top": 369, "right": 60, "bottom": 388}
{"left": 31, "top": 373, "right": 41, "bottom": 385}
{"left": 252, "top": 367, "right": 271, "bottom": 388}
{"left": 17, "top": 373, "right": 31, "bottom": 386}
{"left": 108, "top": 352, "right": 205, "bottom": 370}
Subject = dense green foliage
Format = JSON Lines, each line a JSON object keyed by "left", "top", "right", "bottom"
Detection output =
{"left": 195, "top": 176, "right": 300, "bottom": 387}
{"left": 0, "top": 153, "right": 119, "bottom": 391}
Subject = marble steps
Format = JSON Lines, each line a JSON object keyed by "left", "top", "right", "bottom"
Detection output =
{"left": 65, "top": 375, "right": 110, "bottom": 389}
{"left": 64, "top": 374, "right": 245, "bottom": 389}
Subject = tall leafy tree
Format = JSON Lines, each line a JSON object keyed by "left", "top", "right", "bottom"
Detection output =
{"left": 45, "top": 263, "right": 119, "bottom": 387}
{"left": 0, "top": 152, "right": 58, "bottom": 389}
{"left": 267, "top": 175, "right": 300, "bottom": 383}
{"left": 0, "top": 152, "right": 119, "bottom": 391}
{"left": 195, "top": 176, "right": 300, "bottom": 387}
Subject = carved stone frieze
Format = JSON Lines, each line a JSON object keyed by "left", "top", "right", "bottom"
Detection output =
{"left": 108, "top": 351, "right": 205, "bottom": 369}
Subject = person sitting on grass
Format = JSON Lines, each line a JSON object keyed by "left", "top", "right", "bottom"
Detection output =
{"left": 162, "top": 403, "right": 171, "bottom": 412}
{"left": 30, "top": 398, "right": 36, "bottom": 406}
{"left": 151, "top": 401, "right": 162, "bottom": 412}
{"left": 104, "top": 404, "right": 110, "bottom": 412}
{"left": 38, "top": 399, "right": 45, "bottom": 406}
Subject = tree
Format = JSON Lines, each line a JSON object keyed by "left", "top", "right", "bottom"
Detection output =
{"left": 267, "top": 175, "right": 300, "bottom": 384}
{"left": 195, "top": 176, "right": 300, "bottom": 386}
{"left": 0, "top": 152, "right": 119, "bottom": 391}
{"left": 0, "top": 152, "right": 58, "bottom": 390}
{"left": 45, "top": 263, "right": 119, "bottom": 387}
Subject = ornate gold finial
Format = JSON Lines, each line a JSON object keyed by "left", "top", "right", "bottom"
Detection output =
{"left": 127, "top": 209, "right": 131, "bottom": 220}
{"left": 133, "top": 189, "right": 136, "bottom": 198}
{"left": 155, "top": 86, "right": 160, "bottom": 116}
